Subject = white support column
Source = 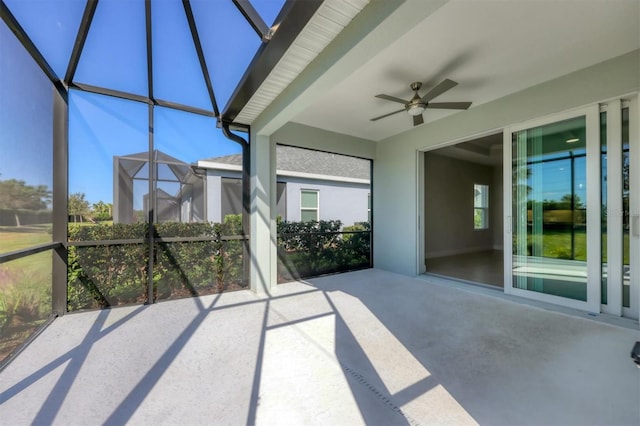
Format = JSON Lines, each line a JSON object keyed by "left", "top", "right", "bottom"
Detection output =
{"left": 250, "top": 131, "right": 278, "bottom": 294}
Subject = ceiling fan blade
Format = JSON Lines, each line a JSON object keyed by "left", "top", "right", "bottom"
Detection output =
{"left": 427, "top": 101, "right": 472, "bottom": 110}
{"left": 413, "top": 114, "right": 424, "bottom": 126}
{"left": 370, "top": 108, "right": 406, "bottom": 121}
{"left": 375, "top": 94, "right": 409, "bottom": 105}
{"left": 421, "top": 79, "right": 458, "bottom": 103}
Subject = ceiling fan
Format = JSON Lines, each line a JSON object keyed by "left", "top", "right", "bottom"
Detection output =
{"left": 370, "top": 79, "right": 472, "bottom": 126}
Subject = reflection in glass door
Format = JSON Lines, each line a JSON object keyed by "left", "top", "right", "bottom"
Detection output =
{"left": 512, "top": 116, "right": 590, "bottom": 302}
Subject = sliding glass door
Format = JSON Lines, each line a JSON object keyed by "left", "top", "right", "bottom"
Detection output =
{"left": 505, "top": 98, "right": 638, "bottom": 318}
{"left": 505, "top": 107, "right": 600, "bottom": 312}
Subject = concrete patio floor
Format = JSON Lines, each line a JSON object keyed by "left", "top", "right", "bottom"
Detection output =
{"left": 0, "top": 269, "right": 638, "bottom": 425}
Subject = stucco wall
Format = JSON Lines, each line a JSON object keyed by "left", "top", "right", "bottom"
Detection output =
{"left": 284, "top": 178, "right": 369, "bottom": 226}
{"left": 374, "top": 50, "right": 639, "bottom": 275}
{"left": 204, "top": 171, "right": 368, "bottom": 227}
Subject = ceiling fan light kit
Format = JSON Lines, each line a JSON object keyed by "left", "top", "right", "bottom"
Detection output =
{"left": 371, "top": 78, "right": 472, "bottom": 126}
{"left": 407, "top": 103, "right": 426, "bottom": 116}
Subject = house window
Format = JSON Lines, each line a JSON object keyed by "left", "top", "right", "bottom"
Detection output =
{"left": 301, "top": 190, "right": 319, "bottom": 222}
{"left": 368, "top": 193, "right": 371, "bottom": 223}
{"left": 474, "top": 184, "right": 489, "bottom": 229}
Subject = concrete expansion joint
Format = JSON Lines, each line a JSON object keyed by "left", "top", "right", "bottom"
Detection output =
{"left": 340, "top": 364, "right": 421, "bottom": 426}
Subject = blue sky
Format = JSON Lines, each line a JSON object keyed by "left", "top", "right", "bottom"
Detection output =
{"left": 0, "top": 21, "right": 53, "bottom": 190}
{"left": 1, "top": 0, "right": 284, "bottom": 205}
{"left": 0, "top": 0, "right": 590, "bottom": 208}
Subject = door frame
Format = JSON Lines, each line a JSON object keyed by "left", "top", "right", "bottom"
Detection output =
{"left": 623, "top": 95, "right": 639, "bottom": 319}
{"left": 600, "top": 95, "right": 638, "bottom": 319}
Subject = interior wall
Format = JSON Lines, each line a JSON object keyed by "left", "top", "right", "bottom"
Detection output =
{"left": 424, "top": 153, "right": 495, "bottom": 258}
{"left": 374, "top": 50, "right": 639, "bottom": 276}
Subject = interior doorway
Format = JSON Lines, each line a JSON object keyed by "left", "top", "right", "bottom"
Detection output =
{"left": 423, "top": 132, "right": 504, "bottom": 287}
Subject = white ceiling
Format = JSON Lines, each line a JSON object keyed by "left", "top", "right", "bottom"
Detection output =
{"left": 289, "top": 0, "right": 639, "bottom": 142}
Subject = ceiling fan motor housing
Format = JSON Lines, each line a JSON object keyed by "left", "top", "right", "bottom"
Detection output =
{"left": 407, "top": 82, "right": 427, "bottom": 115}
{"left": 371, "top": 78, "right": 470, "bottom": 125}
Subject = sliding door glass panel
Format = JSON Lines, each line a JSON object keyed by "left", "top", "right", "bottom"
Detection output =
{"left": 512, "top": 116, "right": 587, "bottom": 301}
{"left": 622, "top": 107, "right": 630, "bottom": 307}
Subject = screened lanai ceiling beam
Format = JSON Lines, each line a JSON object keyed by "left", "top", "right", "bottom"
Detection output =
{"left": 0, "top": 1, "right": 65, "bottom": 97}
{"left": 65, "top": 0, "right": 97, "bottom": 85}
{"left": 70, "top": 81, "right": 215, "bottom": 117}
{"left": 155, "top": 99, "right": 215, "bottom": 117}
{"left": 232, "top": 0, "right": 270, "bottom": 41}
{"left": 222, "top": 0, "right": 323, "bottom": 124}
{"left": 70, "top": 82, "right": 149, "bottom": 105}
{"left": 183, "top": 0, "right": 219, "bottom": 116}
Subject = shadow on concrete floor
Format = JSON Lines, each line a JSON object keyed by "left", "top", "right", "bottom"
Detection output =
{"left": 0, "top": 269, "right": 638, "bottom": 425}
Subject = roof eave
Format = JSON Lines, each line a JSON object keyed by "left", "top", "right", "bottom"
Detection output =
{"left": 221, "top": 0, "right": 323, "bottom": 124}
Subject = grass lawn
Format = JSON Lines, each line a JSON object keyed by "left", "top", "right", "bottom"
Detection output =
{"left": 0, "top": 226, "right": 52, "bottom": 253}
{"left": 1, "top": 228, "right": 53, "bottom": 364}
{"left": 524, "top": 228, "right": 630, "bottom": 265}
{"left": 539, "top": 229, "right": 587, "bottom": 261}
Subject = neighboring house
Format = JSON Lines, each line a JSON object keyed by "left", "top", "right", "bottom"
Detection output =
{"left": 197, "top": 145, "right": 370, "bottom": 226}
{"left": 113, "top": 150, "right": 205, "bottom": 224}
{"left": 113, "top": 146, "right": 370, "bottom": 227}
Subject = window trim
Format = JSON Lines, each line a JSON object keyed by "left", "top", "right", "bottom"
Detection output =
{"left": 474, "top": 183, "right": 489, "bottom": 230}
{"left": 300, "top": 189, "right": 319, "bottom": 222}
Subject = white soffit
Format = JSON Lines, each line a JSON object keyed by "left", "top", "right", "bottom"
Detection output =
{"left": 234, "top": 0, "right": 370, "bottom": 125}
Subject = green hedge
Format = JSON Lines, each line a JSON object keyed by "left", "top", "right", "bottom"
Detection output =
{"left": 67, "top": 217, "right": 371, "bottom": 310}
{"left": 277, "top": 220, "right": 371, "bottom": 282}
{"left": 67, "top": 216, "right": 245, "bottom": 311}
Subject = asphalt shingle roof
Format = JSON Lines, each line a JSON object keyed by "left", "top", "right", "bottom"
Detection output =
{"left": 205, "top": 145, "right": 370, "bottom": 180}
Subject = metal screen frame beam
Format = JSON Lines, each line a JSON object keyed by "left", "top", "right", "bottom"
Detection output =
{"left": 183, "top": 0, "right": 219, "bottom": 116}
{"left": 65, "top": 0, "right": 98, "bottom": 85}
{"left": 232, "top": 0, "right": 269, "bottom": 40}
{"left": 155, "top": 99, "right": 215, "bottom": 117}
{"left": 70, "top": 82, "right": 216, "bottom": 117}
{"left": 70, "top": 82, "right": 149, "bottom": 104}
{"left": 145, "top": 0, "right": 155, "bottom": 305}
{"left": 0, "top": 243, "right": 61, "bottom": 264}
{"left": 52, "top": 88, "right": 69, "bottom": 315}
